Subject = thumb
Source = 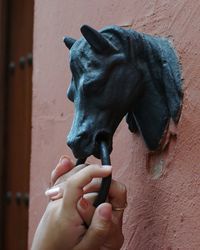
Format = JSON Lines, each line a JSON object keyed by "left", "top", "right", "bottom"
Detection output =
{"left": 75, "top": 203, "right": 112, "bottom": 250}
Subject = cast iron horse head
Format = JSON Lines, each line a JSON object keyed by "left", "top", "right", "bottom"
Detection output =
{"left": 64, "top": 25, "right": 183, "bottom": 160}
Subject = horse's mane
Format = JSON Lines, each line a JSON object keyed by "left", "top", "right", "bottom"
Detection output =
{"left": 100, "top": 25, "right": 142, "bottom": 59}
{"left": 100, "top": 25, "right": 183, "bottom": 150}
{"left": 100, "top": 25, "right": 182, "bottom": 106}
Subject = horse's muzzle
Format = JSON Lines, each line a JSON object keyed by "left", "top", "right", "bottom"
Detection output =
{"left": 67, "top": 130, "right": 112, "bottom": 159}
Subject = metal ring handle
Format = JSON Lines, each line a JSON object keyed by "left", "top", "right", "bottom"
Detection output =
{"left": 76, "top": 140, "right": 111, "bottom": 207}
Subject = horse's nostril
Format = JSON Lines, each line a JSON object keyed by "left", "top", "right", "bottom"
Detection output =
{"left": 67, "top": 132, "right": 94, "bottom": 159}
{"left": 67, "top": 133, "right": 88, "bottom": 149}
{"left": 66, "top": 138, "right": 73, "bottom": 148}
{"left": 67, "top": 136, "right": 78, "bottom": 148}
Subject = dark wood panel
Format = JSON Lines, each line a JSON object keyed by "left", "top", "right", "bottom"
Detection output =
{"left": 0, "top": 0, "right": 7, "bottom": 247}
{"left": 2, "top": 0, "right": 33, "bottom": 249}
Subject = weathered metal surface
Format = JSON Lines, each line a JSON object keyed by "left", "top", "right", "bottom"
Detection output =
{"left": 64, "top": 25, "right": 182, "bottom": 158}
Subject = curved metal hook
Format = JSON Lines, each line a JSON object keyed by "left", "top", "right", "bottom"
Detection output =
{"left": 76, "top": 140, "right": 111, "bottom": 207}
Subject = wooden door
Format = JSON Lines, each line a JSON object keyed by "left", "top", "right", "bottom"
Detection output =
{"left": 2, "top": 1, "right": 33, "bottom": 249}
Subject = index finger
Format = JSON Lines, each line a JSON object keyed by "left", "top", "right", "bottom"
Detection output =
{"left": 62, "top": 165, "right": 112, "bottom": 213}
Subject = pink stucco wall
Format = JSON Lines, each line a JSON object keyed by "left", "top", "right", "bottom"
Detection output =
{"left": 29, "top": 0, "right": 200, "bottom": 249}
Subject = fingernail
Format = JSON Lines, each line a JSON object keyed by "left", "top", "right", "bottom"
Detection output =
{"left": 98, "top": 204, "right": 112, "bottom": 221}
{"left": 101, "top": 165, "right": 112, "bottom": 170}
{"left": 78, "top": 198, "right": 89, "bottom": 210}
{"left": 59, "top": 155, "right": 70, "bottom": 164}
{"left": 45, "top": 186, "right": 61, "bottom": 197}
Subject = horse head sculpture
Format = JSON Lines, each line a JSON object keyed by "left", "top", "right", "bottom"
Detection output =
{"left": 64, "top": 25, "right": 183, "bottom": 160}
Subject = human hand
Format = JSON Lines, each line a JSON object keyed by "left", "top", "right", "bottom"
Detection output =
{"left": 50, "top": 156, "right": 127, "bottom": 250}
{"left": 31, "top": 157, "right": 113, "bottom": 250}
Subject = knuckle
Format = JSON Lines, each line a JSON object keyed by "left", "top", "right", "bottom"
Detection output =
{"left": 65, "top": 175, "right": 75, "bottom": 188}
{"left": 93, "top": 228, "right": 107, "bottom": 241}
{"left": 92, "top": 221, "right": 111, "bottom": 239}
{"left": 86, "top": 165, "right": 100, "bottom": 178}
{"left": 83, "top": 165, "right": 95, "bottom": 176}
{"left": 90, "top": 164, "right": 101, "bottom": 171}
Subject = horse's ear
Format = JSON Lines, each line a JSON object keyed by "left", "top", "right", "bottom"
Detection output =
{"left": 80, "top": 25, "right": 116, "bottom": 53}
{"left": 63, "top": 36, "right": 76, "bottom": 49}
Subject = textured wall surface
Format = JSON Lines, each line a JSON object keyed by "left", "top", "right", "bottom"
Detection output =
{"left": 29, "top": 0, "right": 200, "bottom": 249}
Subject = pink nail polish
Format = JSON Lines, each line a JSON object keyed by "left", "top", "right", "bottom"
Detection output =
{"left": 79, "top": 198, "right": 89, "bottom": 210}
{"left": 45, "top": 186, "right": 61, "bottom": 197}
{"left": 59, "top": 155, "right": 68, "bottom": 164}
